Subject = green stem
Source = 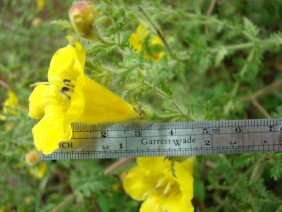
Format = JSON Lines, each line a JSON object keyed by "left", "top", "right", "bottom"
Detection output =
{"left": 142, "top": 82, "right": 171, "bottom": 99}
{"left": 240, "top": 80, "right": 282, "bottom": 102}
{"left": 138, "top": 7, "right": 174, "bottom": 59}
{"left": 51, "top": 194, "right": 76, "bottom": 212}
{"left": 224, "top": 49, "right": 254, "bottom": 115}
{"left": 172, "top": 101, "right": 187, "bottom": 118}
{"left": 93, "top": 24, "right": 114, "bottom": 45}
{"left": 250, "top": 162, "right": 263, "bottom": 184}
{"left": 160, "top": 8, "right": 252, "bottom": 40}
{"left": 210, "top": 38, "right": 282, "bottom": 53}
{"left": 104, "top": 158, "right": 131, "bottom": 175}
{"left": 142, "top": 82, "right": 188, "bottom": 119}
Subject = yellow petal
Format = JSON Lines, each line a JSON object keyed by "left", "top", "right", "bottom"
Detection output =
{"left": 137, "top": 157, "right": 169, "bottom": 174}
{"left": 140, "top": 194, "right": 194, "bottom": 212}
{"left": 129, "top": 33, "right": 142, "bottom": 53}
{"left": 174, "top": 160, "right": 194, "bottom": 200}
{"left": 48, "top": 43, "right": 85, "bottom": 83}
{"left": 3, "top": 91, "right": 19, "bottom": 114}
{"left": 32, "top": 106, "right": 72, "bottom": 154}
{"left": 136, "top": 24, "right": 149, "bottom": 40}
{"left": 151, "top": 35, "right": 162, "bottom": 45}
{"left": 28, "top": 85, "right": 47, "bottom": 119}
{"left": 77, "top": 76, "right": 138, "bottom": 124}
{"left": 65, "top": 75, "right": 85, "bottom": 123}
{"left": 29, "top": 84, "right": 68, "bottom": 119}
{"left": 74, "top": 39, "right": 86, "bottom": 67}
{"left": 123, "top": 166, "right": 157, "bottom": 201}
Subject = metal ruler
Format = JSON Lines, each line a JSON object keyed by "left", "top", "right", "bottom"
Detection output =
{"left": 41, "top": 118, "right": 282, "bottom": 160}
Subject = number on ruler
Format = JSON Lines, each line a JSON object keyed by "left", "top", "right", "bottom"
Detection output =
{"left": 120, "top": 143, "right": 123, "bottom": 149}
{"left": 268, "top": 126, "right": 273, "bottom": 132}
{"left": 203, "top": 128, "right": 209, "bottom": 134}
{"left": 261, "top": 139, "right": 267, "bottom": 144}
{"left": 170, "top": 130, "right": 174, "bottom": 135}
{"left": 235, "top": 126, "right": 242, "bottom": 133}
{"left": 204, "top": 140, "right": 210, "bottom": 145}
{"left": 135, "top": 130, "right": 142, "bottom": 137}
{"left": 229, "top": 141, "right": 237, "bottom": 145}
{"left": 101, "top": 131, "right": 107, "bottom": 138}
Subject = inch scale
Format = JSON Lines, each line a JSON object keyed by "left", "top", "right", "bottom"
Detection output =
{"left": 41, "top": 118, "right": 282, "bottom": 160}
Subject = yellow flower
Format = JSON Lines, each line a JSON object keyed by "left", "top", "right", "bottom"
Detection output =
{"left": 1, "top": 91, "right": 19, "bottom": 131}
{"left": 29, "top": 37, "right": 138, "bottom": 154}
{"left": 129, "top": 25, "right": 149, "bottom": 53}
{"left": 3, "top": 91, "right": 19, "bottom": 115}
{"left": 29, "top": 163, "right": 48, "bottom": 179}
{"left": 123, "top": 157, "right": 194, "bottom": 212}
{"left": 36, "top": 0, "right": 45, "bottom": 11}
{"left": 146, "top": 36, "right": 165, "bottom": 61}
{"left": 129, "top": 25, "right": 165, "bottom": 62}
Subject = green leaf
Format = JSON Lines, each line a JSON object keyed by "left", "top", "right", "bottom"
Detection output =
{"left": 159, "top": 80, "right": 173, "bottom": 97}
{"left": 243, "top": 18, "right": 260, "bottom": 39}
{"left": 49, "top": 19, "right": 73, "bottom": 31}
{"left": 97, "top": 194, "right": 110, "bottom": 212}
{"left": 194, "top": 178, "right": 205, "bottom": 203}
{"left": 270, "top": 160, "right": 282, "bottom": 181}
{"left": 215, "top": 47, "right": 228, "bottom": 67}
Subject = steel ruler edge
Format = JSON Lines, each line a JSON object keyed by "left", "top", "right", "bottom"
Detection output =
{"left": 41, "top": 118, "right": 282, "bottom": 160}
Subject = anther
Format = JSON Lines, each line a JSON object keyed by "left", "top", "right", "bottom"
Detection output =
{"left": 162, "top": 181, "right": 171, "bottom": 197}
{"left": 60, "top": 87, "right": 72, "bottom": 100}
{"left": 63, "top": 79, "right": 75, "bottom": 87}
{"left": 62, "top": 87, "right": 70, "bottom": 92}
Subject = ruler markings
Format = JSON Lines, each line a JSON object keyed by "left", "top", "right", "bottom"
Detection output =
{"left": 41, "top": 118, "right": 282, "bottom": 160}
{"left": 71, "top": 119, "right": 281, "bottom": 132}
{"left": 41, "top": 144, "right": 282, "bottom": 160}
{"left": 69, "top": 130, "right": 279, "bottom": 138}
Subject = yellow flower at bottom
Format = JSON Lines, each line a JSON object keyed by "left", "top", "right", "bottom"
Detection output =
{"left": 29, "top": 37, "right": 138, "bottom": 154}
{"left": 123, "top": 157, "right": 194, "bottom": 212}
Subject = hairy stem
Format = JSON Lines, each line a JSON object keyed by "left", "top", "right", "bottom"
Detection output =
{"left": 51, "top": 194, "right": 76, "bottom": 212}
{"left": 241, "top": 80, "right": 282, "bottom": 102}
{"left": 251, "top": 98, "right": 271, "bottom": 118}
{"left": 104, "top": 158, "right": 131, "bottom": 175}
{"left": 138, "top": 7, "right": 174, "bottom": 58}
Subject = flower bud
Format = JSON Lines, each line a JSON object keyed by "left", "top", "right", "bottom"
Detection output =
{"left": 25, "top": 150, "right": 40, "bottom": 166}
{"left": 69, "top": 1, "right": 96, "bottom": 40}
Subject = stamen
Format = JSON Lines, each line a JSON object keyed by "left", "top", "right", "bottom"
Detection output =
{"left": 63, "top": 79, "right": 75, "bottom": 88}
{"left": 60, "top": 87, "right": 73, "bottom": 100}
{"left": 155, "top": 177, "right": 166, "bottom": 190}
{"left": 30, "top": 82, "right": 50, "bottom": 88}
{"left": 62, "top": 87, "right": 70, "bottom": 92}
{"left": 163, "top": 181, "right": 171, "bottom": 197}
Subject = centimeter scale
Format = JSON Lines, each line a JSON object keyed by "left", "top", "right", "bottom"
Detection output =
{"left": 41, "top": 118, "right": 282, "bottom": 160}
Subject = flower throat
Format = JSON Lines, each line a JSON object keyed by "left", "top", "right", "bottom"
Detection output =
{"left": 60, "top": 79, "right": 75, "bottom": 100}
